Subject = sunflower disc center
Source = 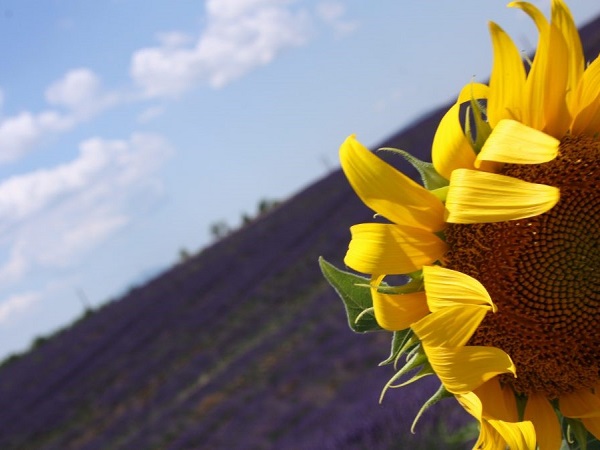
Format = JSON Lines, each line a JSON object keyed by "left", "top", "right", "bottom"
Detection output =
{"left": 444, "top": 135, "right": 599, "bottom": 398}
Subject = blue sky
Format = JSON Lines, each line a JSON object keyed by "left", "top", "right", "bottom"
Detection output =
{"left": 0, "top": 0, "right": 598, "bottom": 360}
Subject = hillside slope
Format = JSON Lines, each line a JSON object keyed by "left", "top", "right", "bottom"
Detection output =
{"left": 0, "top": 14, "right": 598, "bottom": 450}
{"left": 0, "top": 136, "right": 471, "bottom": 449}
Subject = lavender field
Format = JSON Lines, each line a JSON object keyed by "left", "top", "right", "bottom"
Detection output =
{"left": 0, "top": 106, "right": 475, "bottom": 450}
{"left": 0, "top": 16, "right": 598, "bottom": 450}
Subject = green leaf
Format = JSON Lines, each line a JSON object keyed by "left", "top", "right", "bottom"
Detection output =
{"left": 378, "top": 147, "right": 448, "bottom": 190}
{"left": 319, "top": 257, "right": 383, "bottom": 333}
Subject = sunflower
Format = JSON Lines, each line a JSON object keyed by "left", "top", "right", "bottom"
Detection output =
{"left": 331, "top": 1, "right": 600, "bottom": 448}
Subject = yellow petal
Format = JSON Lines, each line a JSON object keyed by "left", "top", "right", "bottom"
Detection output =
{"left": 488, "top": 419, "right": 537, "bottom": 450}
{"left": 422, "top": 345, "right": 516, "bottom": 394}
{"left": 475, "top": 119, "right": 559, "bottom": 167}
{"left": 412, "top": 304, "right": 489, "bottom": 348}
{"left": 340, "top": 136, "right": 445, "bottom": 231}
{"left": 446, "top": 168, "right": 560, "bottom": 224}
{"left": 510, "top": 2, "right": 569, "bottom": 136}
{"left": 559, "top": 387, "right": 600, "bottom": 418}
{"left": 456, "top": 390, "right": 536, "bottom": 450}
{"left": 456, "top": 82, "right": 489, "bottom": 104}
{"left": 431, "top": 83, "right": 489, "bottom": 180}
{"left": 455, "top": 392, "right": 502, "bottom": 448}
{"left": 487, "top": 22, "right": 526, "bottom": 127}
{"left": 344, "top": 223, "right": 446, "bottom": 275}
{"left": 539, "top": 23, "right": 570, "bottom": 136}
{"left": 509, "top": 2, "right": 549, "bottom": 35}
{"left": 475, "top": 422, "right": 507, "bottom": 450}
{"left": 475, "top": 378, "right": 518, "bottom": 422}
{"left": 571, "top": 55, "right": 600, "bottom": 135}
{"left": 370, "top": 289, "right": 429, "bottom": 331}
{"left": 551, "top": 0, "right": 584, "bottom": 106}
{"left": 422, "top": 265, "right": 495, "bottom": 313}
{"left": 432, "top": 103, "right": 476, "bottom": 180}
{"left": 572, "top": 96, "right": 600, "bottom": 138}
{"left": 456, "top": 390, "right": 483, "bottom": 419}
{"left": 524, "top": 393, "right": 562, "bottom": 450}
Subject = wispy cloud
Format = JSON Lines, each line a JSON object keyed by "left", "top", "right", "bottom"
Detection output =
{"left": 137, "top": 105, "right": 165, "bottom": 123}
{"left": 45, "top": 68, "right": 119, "bottom": 118}
{"left": 0, "top": 68, "right": 120, "bottom": 164}
{"left": 130, "top": 0, "right": 313, "bottom": 97}
{"left": 0, "top": 111, "right": 72, "bottom": 164}
{"left": 0, "top": 291, "right": 41, "bottom": 324}
{"left": 0, "top": 133, "right": 172, "bottom": 284}
{"left": 316, "top": 1, "right": 359, "bottom": 38}
{"left": 0, "top": 0, "right": 360, "bottom": 328}
{"left": 0, "top": 2, "right": 359, "bottom": 164}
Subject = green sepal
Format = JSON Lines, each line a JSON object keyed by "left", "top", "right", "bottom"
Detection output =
{"left": 563, "top": 417, "right": 595, "bottom": 450}
{"left": 515, "top": 392, "right": 528, "bottom": 422}
{"left": 318, "top": 257, "right": 383, "bottom": 333}
{"left": 431, "top": 186, "right": 449, "bottom": 203}
{"left": 567, "top": 418, "right": 588, "bottom": 450}
{"left": 465, "top": 97, "right": 492, "bottom": 154}
{"left": 356, "top": 276, "right": 423, "bottom": 295}
{"left": 378, "top": 147, "right": 448, "bottom": 190}
{"left": 380, "top": 328, "right": 414, "bottom": 366}
{"left": 379, "top": 344, "right": 431, "bottom": 402}
{"left": 411, "top": 383, "right": 453, "bottom": 433}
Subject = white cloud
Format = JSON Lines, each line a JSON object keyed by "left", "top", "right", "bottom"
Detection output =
{"left": 45, "top": 68, "right": 119, "bottom": 118}
{"left": 137, "top": 105, "right": 165, "bottom": 123}
{"left": 0, "top": 137, "right": 111, "bottom": 224}
{"left": 0, "top": 111, "right": 72, "bottom": 163}
{"left": 0, "top": 132, "right": 172, "bottom": 284}
{"left": 206, "top": 0, "right": 280, "bottom": 19}
{"left": 156, "top": 31, "right": 194, "bottom": 48}
{"left": 0, "top": 68, "right": 121, "bottom": 164}
{"left": 0, "top": 291, "right": 40, "bottom": 324}
{"left": 17, "top": 204, "right": 129, "bottom": 270}
{"left": 130, "top": 0, "right": 312, "bottom": 97}
{"left": 316, "top": 1, "right": 359, "bottom": 37}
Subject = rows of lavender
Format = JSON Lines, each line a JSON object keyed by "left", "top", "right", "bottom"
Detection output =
{"left": 0, "top": 96, "right": 506, "bottom": 448}
{"left": 0, "top": 107, "right": 480, "bottom": 448}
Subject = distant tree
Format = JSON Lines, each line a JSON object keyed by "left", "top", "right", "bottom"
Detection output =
{"left": 0, "top": 353, "right": 22, "bottom": 369}
{"left": 77, "top": 288, "right": 93, "bottom": 311}
{"left": 31, "top": 335, "right": 49, "bottom": 350}
{"left": 209, "top": 198, "right": 280, "bottom": 240}
{"left": 257, "top": 198, "right": 280, "bottom": 215}
{"left": 210, "top": 221, "right": 231, "bottom": 240}
{"left": 179, "top": 247, "right": 192, "bottom": 262}
{"left": 241, "top": 213, "right": 253, "bottom": 226}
